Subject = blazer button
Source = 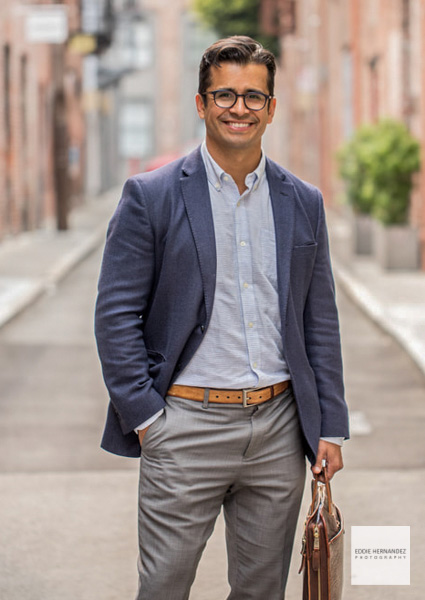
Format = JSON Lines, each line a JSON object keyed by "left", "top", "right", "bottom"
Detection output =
{"left": 200, "top": 324, "right": 205, "bottom": 333}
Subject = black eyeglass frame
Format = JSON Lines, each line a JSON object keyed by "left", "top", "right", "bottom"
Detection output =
{"left": 201, "top": 89, "right": 274, "bottom": 111}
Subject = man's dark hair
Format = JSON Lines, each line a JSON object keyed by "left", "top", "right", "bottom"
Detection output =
{"left": 198, "top": 35, "right": 276, "bottom": 98}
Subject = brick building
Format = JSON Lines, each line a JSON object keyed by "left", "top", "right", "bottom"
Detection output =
{"left": 106, "top": 0, "right": 214, "bottom": 179}
{"left": 262, "top": 0, "right": 425, "bottom": 269}
{"left": 0, "top": 0, "right": 214, "bottom": 238}
{"left": 0, "top": 0, "right": 86, "bottom": 239}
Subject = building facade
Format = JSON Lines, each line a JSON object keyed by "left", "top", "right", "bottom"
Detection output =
{"left": 0, "top": 0, "right": 86, "bottom": 238}
{"left": 105, "top": 0, "right": 214, "bottom": 180}
{"left": 0, "top": 0, "right": 215, "bottom": 238}
{"left": 262, "top": 0, "right": 425, "bottom": 269}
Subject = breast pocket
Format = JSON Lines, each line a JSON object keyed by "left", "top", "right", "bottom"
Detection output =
{"left": 292, "top": 242, "right": 318, "bottom": 257}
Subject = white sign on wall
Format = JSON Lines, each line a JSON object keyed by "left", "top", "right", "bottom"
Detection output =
{"left": 26, "top": 5, "right": 68, "bottom": 44}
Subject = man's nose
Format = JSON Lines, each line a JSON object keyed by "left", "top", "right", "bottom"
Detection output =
{"left": 230, "top": 96, "right": 249, "bottom": 115}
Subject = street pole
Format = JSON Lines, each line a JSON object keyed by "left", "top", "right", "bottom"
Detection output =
{"left": 52, "top": 18, "right": 70, "bottom": 231}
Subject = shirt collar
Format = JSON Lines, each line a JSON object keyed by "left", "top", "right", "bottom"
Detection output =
{"left": 201, "top": 141, "right": 266, "bottom": 191}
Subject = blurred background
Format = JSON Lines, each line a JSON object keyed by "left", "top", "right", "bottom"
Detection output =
{"left": 1, "top": 2, "right": 425, "bottom": 599}
{"left": 1, "top": 0, "right": 425, "bottom": 263}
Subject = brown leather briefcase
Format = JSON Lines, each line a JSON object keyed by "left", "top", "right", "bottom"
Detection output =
{"left": 299, "top": 466, "right": 344, "bottom": 600}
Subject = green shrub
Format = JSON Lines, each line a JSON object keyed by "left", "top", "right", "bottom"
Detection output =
{"left": 337, "top": 119, "right": 421, "bottom": 225}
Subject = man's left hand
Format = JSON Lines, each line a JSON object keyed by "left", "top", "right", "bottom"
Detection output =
{"left": 138, "top": 426, "right": 150, "bottom": 447}
{"left": 312, "top": 439, "right": 344, "bottom": 481}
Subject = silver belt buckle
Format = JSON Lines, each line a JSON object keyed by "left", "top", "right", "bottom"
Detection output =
{"left": 242, "top": 387, "right": 257, "bottom": 408}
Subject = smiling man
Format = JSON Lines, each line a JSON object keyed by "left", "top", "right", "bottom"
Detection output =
{"left": 196, "top": 62, "right": 275, "bottom": 179}
{"left": 95, "top": 36, "right": 349, "bottom": 600}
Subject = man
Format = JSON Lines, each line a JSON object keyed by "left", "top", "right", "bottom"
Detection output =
{"left": 95, "top": 36, "right": 349, "bottom": 600}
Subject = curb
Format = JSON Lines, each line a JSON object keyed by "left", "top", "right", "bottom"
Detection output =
{"left": 0, "top": 222, "right": 108, "bottom": 330}
{"left": 333, "top": 259, "right": 425, "bottom": 378}
{"left": 44, "top": 223, "right": 108, "bottom": 288}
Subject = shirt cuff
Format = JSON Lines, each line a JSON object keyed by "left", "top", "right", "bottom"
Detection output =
{"left": 134, "top": 409, "right": 164, "bottom": 433}
{"left": 320, "top": 436, "right": 344, "bottom": 446}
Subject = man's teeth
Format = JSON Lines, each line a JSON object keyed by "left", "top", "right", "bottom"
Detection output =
{"left": 228, "top": 122, "right": 251, "bottom": 128}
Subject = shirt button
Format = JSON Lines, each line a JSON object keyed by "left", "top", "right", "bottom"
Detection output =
{"left": 243, "top": 282, "right": 249, "bottom": 289}
{"left": 237, "top": 201, "right": 241, "bottom": 207}
{"left": 248, "top": 322, "right": 254, "bottom": 328}
{"left": 214, "top": 182, "right": 220, "bottom": 190}
{"left": 223, "top": 175, "right": 229, "bottom": 182}
{"left": 253, "top": 362, "right": 258, "bottom": 369}
{"left": 240, "top": 241, "right": 246, "bottom": 247}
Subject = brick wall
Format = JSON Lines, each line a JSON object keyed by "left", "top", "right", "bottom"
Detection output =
{"left": 264, "top": 0, "right": 425, "bottom": 269}
{"left": 0, "top": 0, "right": 84, "bottom": 239}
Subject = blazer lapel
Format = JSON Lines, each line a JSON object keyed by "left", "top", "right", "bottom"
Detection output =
{"left": 180, "top": 148, "right": 217, "bottom": 322}
{"left": 266, "top": 159, "right": 296, "bottom": 334}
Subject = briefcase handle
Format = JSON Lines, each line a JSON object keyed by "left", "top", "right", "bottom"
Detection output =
{"left": 309, "top": 461, "right": 334, "bottom": 517}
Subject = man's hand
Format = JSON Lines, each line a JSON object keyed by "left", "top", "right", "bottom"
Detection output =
{"left": 312, "top": 439, "right": 344, "bottom": 481}
{"left": 138, "top": 426, "right": 150, "bottom": 447}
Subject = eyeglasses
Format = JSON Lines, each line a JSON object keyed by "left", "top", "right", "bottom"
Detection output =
{"left": 202, "top": 89, "right": 273, "bottom": 111}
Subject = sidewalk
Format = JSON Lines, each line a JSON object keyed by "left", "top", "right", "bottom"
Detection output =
{"left": 1, "top": 189, "right": 424, "bottom": 379}
{"left": 0, "top": 187, "right": 119, "bottom": 329}
{"left": 327, "top": 209, "right": 425, "bottom": 379}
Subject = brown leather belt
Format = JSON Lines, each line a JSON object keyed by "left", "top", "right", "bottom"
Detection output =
{"left": 167, "top": 380, "right": 290, "bottom": 407}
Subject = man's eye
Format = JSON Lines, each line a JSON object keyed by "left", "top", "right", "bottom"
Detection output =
{"left": 216, "top": 91, "right": 233, "bottom": 99}
{"left": 247, "top": 93, "right": 263, "bottom": 101}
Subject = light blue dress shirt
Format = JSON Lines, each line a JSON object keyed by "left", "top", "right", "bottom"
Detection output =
{"left": 175, "top": 142, "right": 290, "bottom": 388}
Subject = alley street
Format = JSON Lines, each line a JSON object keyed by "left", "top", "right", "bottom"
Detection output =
{"left": 0, "top": 244, "right": 424, "bottom": 600}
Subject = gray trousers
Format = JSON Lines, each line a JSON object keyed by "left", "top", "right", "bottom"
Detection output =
{"left": 136, "top": 387, "right": 306, "bottom": 600}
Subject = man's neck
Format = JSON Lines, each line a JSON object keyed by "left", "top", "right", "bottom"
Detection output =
{"left": 205, "top": 141, "right": 262, "bottom": 195}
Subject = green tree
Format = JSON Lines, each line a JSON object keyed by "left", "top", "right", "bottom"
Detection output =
{"left": 193, "top": 0, "right": 280, "bottom": 57}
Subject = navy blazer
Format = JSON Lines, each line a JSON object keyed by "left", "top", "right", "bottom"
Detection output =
{"left": 95, "top": 146, "right": 349, "bottom": 464}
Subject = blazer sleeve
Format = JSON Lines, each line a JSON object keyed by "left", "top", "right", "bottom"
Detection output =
{"left": 303, "top": 191, "right": 349, "bottom": 439}
{"left": 94, "top": 177, "right": 166, "bottom": 435}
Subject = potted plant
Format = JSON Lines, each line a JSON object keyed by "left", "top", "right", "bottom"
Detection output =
{"left": 337, "top": 124, "right": 377, "bottom": 255}
{"left": 338, "top": 119, "right": 421, "bottom": 268}
{"left": 367, "top": 119, "right": 420, "bottom": 269}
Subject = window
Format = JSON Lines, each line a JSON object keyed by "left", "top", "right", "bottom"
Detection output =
{"left": 114, "top": 17, "right": 154, "bottom": 70}
{"left": 119, "top": 99, "right": 153, "bottom": 158}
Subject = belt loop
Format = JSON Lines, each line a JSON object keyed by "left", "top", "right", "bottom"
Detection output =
{"left": 202, "top": 388, "right": 210, "bottom": 409}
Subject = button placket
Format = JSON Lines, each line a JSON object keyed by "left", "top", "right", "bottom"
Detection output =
{"left": 234, "top": 188, "right": 261, "bottom": 380}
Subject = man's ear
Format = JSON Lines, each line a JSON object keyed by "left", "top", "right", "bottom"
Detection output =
{"left": 267, "top": 96, "right": 277, "bottom": 124}
{"left": 195, "top": 93, "right": 206, "bottom": 119}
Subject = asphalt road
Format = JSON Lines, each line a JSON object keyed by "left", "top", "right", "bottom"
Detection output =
{"left": 0, "top": 245, "right": 424, "bottom": 599}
